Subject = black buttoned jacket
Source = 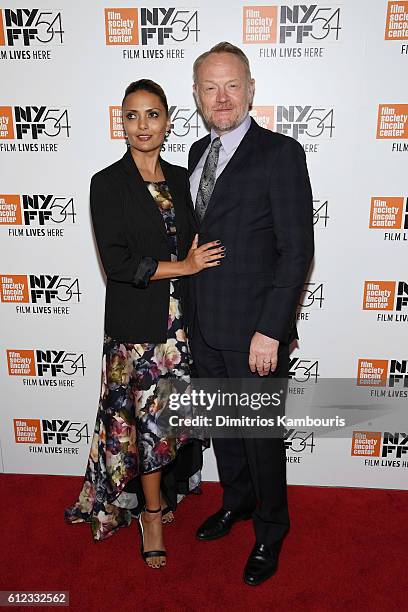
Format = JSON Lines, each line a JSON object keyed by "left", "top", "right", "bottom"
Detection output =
{"left": 187, "top": 118, "right": 315, "bottom": 351}
{"left": 90, "top": 148, "right": 195, "bottom": 343}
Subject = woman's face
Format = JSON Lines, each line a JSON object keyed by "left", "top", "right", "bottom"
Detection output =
{"left": 122, "top": 90, "right": 170, "bottom": 154}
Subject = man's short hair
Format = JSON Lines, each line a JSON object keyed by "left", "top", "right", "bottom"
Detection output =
{"left": 193, "top": 41, "right": 252, "bottom": 83}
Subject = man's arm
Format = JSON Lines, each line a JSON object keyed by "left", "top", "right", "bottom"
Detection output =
{"left": 250, "top": 138, "right": 314, "bottom": 376}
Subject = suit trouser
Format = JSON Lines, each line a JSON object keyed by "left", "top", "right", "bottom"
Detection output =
{"left": 190, "top": 318, "right": 290, "bottom": 546}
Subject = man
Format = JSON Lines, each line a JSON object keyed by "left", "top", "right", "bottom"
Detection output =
{"left": 188, "top": 42, "right": 314, "bottom": 586}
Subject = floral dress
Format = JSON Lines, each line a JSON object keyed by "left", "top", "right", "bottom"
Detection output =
{"left": 64, "top": 181, "right": 202, "bottom": 541}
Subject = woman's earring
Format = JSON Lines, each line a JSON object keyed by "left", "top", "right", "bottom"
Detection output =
{"left": 125, "top": 134, "right": 130, "bottom": 147}
{"left": 161, "top": 130, "right": 170, "bottom": 151}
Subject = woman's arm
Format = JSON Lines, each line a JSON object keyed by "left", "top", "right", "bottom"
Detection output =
{"left": 90, "top": 172, "right": 145, "bottom": 284}
{"left": 90, "top": 172, "right": 224, "bottom": 287}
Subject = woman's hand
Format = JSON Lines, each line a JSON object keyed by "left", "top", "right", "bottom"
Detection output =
{"left": 183, "top": 234, "right": 225, "bottom": 275}
{"left": 150, "top": 235, "right": 225, "bottom": 281}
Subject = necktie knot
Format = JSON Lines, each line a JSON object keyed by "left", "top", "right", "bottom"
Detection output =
{"left": 211, "top": 137, "right": 222, "bottom": 151}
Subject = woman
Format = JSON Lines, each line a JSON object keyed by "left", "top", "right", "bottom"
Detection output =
{"left": 65, "top": 79, "right": 224, "bottom": 569}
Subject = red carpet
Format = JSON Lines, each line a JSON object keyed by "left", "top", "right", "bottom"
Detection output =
{"left": 0, "top": 474, "right": 406, "bottom": 611}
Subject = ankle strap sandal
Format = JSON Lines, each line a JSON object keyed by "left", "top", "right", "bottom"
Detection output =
{"left": 138, "top": 508, "right": 167, "bottom": 563}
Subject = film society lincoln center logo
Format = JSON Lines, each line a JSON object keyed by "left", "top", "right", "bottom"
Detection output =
{"left": 369, "top": 197, "right": 408, "bottom": 241}
{"left": 13, "top": 418, "right": 90, "bottom": 454}
{"left": 242, "top": 4, "right": 341, "bottom": 56}
{"left": 376, "top": 104, "right": 408, "bottom": 151}
{"left": 6, "top": 349, "right": 86, "bottom": 387}
{"left": 104, "top": 7, "right": 198, "bottom": 49}
{"left": 362, "top": 280, "right": 408, "bottom": 323}
{"left": 384, "top": 1, "right": 408, "bottom": 43}
{"left": 351, "top": 431, "right": 408, "bottom": 465}
{"left": 357, "top": 359, "right": 408, "bottom": 387}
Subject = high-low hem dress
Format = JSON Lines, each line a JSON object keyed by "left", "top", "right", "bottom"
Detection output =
{"left": 64, "top": 180, "right": 204, "bottom": 541}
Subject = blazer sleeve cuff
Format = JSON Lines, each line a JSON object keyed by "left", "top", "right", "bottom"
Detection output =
{"left": 133, "top": 256, "right": 158, "bottom": 288}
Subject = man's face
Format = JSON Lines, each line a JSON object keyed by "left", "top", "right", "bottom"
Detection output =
{"left": 194, "top": 52, "right": 255, "bottom": 134}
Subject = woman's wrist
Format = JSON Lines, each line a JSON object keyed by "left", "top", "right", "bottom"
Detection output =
{"left": 177, "top": 259, "right": 190, "bottom": 277}
{"left": 152, "top": 259, "right": 190, "bottom": 280}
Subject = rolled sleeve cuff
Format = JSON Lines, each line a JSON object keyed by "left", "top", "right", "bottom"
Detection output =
{"left": 133, "top": 256, "right": 158, "bottom": 288}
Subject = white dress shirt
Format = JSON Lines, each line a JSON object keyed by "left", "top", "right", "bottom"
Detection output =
{"left": 189, "top": 113, "right": 252, "bottom": 206}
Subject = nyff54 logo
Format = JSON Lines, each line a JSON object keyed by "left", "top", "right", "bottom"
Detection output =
{"left": 7, "top": 349, "right": 86, "bottom": 377}
{"left": 352, "top": 431, "right": 408, "bottom": 461}
{"left": 369, "top": 197, "right": 408, "bottom": 230}
{"left": 0, "top": 275, "right": 81, "bottom": 304}
{"left": 363, "top": 281, "right": 408, "bottom": 312}
{"left": 14, "top": 418, "right": 89, "bottom": 445}
{"left": 105, "top": 7, "right": 199, "bottom": 45}
{"left": 284, "top": 429, "right": 315, "bottom": 455}
{"left": 289, "top": 357, "right": 319, "bottom": 382}
{"left": 299, "top": 282, "right": 324, "bottom": 309}
{"left": 0, "top": 8, "right": 64, "bottom": 46}
{"left": 0, "top": 194, "right": 76, "bottom": 225}
{"left": 313, "top": 199, "right": 329, "bottom": 228}
{"left": 243, "top": 4, "right": 341, "bottom": 44}
{"left": 250, "top": 105, "right": 335, "bottom": 140}
{"left": 357, "top": 359, "right": 408, "bottom": 387}
{"left": 376, "top": 104, "right": 408, "bottom": 139}
{"left": 0, "top": 106, "right": 70, "bottom": 139}
{"left": 110, "top": 104, "right": 203, "bottom": 143}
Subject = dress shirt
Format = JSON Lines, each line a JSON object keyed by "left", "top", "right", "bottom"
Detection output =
{"left": 189, "top": 113, "right": 252, "bottom": 206}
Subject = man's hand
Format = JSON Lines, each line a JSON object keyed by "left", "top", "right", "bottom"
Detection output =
{"left": 249, "top": 332, "right": 279, "bottom": 377}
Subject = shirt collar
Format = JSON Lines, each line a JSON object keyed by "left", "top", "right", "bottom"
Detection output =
{"left": 210, "top": 113, "right": 251, "bottom": 155}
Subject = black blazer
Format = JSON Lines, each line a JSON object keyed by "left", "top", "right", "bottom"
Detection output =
{"left": 90, "top": 148, "right": 195, "bottom": 343}
{"left": 188, "top": 118, "right": 314, "bottom": 352}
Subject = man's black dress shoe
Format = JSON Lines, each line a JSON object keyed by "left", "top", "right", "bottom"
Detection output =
{"left": 243, "top": 541, "right": 282, "bottom": 586}
{"left": 196, "top": 507, "right": 253, "bottom": 541}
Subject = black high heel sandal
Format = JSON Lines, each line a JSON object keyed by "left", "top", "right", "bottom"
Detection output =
{"left": 138, "top": 507, "right": 167, "bottom": 566}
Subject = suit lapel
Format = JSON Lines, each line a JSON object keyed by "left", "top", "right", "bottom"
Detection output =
{"left": 189, "top": 134, "right": 210, "bottom": 175}
{"left": 200, "top": 118, "right": 259, "bottom": 226}
{"left": 120, "top": 148, "right": 167, "bottom": 239}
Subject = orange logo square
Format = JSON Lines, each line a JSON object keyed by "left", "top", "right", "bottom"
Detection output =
{"left": 0, "top": 275, "right": 29, "bottom": 302}
{"left": 377, "top": 104, "right": 408, "bottom": 139}
{"left": 357, "top": 359, "right": 389, "bottom": 386}
{"left": 105, "top": 8, "right": 138, "bottom": 45}
{"left": 369, "top": 196, "right": 404, "bottom": 229}
{"left": 385, "top": 1, "right": 408, "bottom": 40}
{"left": 250, "top": 106, "right": 275, "bottom": 131}
{"left": 351, "top": 431, "right": 382, "bottom": 456}
{"left": 0, "top": 106, "right": 15, "bottom": 139}
{"left": 7, "top": 349, "right": 36, "bottom": 376}
{"left": 13, "top": 418, "right": 42, "bottom": 444}
{"left": 363, "top": 281, "right": 396, "bottom": 310}
{"left": 243, "top": 6, "right": 277, "bottom": 44}
{"left": 0, "top": 9, "right": 5, "bottom": 46}
{"left": 0, "top": 195, "right": 22, "bottom": 225}
{"left": 109, "top": 106, "right": 125, "bottom": 139}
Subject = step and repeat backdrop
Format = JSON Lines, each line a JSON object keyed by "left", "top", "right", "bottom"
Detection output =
{"left": 1, "top": 0, "right": 407, "bottom": 489}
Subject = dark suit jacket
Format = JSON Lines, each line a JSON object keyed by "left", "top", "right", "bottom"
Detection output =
{"left": 90, "top": 148, "right": 195, "bottom": 343}
{"left": 187, "top": 117, "right": 314, "bottom": 352}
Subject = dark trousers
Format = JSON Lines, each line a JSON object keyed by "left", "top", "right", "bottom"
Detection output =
{"left": 190, "top": 318, "right": 290, "bottom": 546}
